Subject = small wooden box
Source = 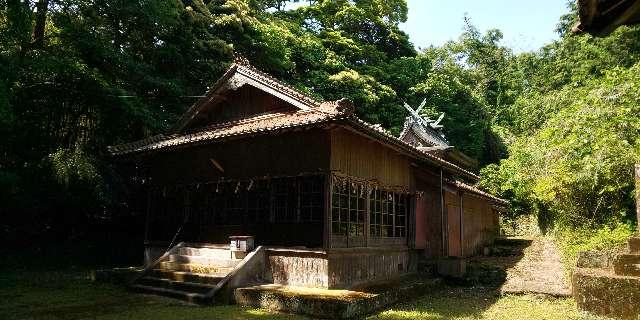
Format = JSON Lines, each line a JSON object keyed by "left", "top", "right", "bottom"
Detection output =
{"left": 229, "top": 236, "right": 255, "bottom": 252}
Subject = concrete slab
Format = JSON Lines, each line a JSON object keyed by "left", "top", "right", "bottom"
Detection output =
{"left": 234, "top": 275, "right": 442, "bottom": 318}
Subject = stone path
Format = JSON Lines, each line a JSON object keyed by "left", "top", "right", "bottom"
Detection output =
{"left": 499, "top": 238, "right": 571, "bottom": 297}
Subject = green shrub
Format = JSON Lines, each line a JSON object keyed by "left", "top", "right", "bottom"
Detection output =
{"left": 555, "top": 222, "right": 634, "bottom": 275}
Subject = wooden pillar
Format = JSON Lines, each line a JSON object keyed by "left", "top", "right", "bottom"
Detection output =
{"left": 323, "top": 173, "right": 333, "bottom": 249}
{"left": 459, "top": 191, "right": 464, "bottom": 258}
{"left": 635, "top": 164, "right": 640, "bottom": 233}
{"left": 144, "top": 187, "right": 152, "bottom": 243}
{"left": 440, "top": 169, "right": 446, "bottom": 256}
{"left": 364, "top": 184, "right": 371, "bottom": 247}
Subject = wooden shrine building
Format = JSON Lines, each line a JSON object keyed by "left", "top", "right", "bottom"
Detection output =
{"left": 109, "top": 58, "right": 507, "bottom": 295}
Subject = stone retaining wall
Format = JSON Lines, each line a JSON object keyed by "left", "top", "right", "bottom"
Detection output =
{"left": 573, "top": 268, "right": 640, "bottom": 319}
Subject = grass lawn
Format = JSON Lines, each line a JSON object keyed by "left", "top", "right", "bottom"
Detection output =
{"left": 0, "top": 269, "right": 607, "bottom": 320}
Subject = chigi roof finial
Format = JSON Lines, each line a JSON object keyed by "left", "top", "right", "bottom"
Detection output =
{"left": 233, "top": 53, "right": 251, "bottom": 66}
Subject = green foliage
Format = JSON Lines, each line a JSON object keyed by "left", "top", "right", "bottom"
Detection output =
{"left": 555, "top": 222, "right": 634, "bottom": 274}
{"left": 478, "top": 3, "right": 640, "bottom": 233}
{"left": 2, "top": 0, "right": 638, "bottom": 244}
{"left": 481, "top": 63, "right": 640, "bottom": 230}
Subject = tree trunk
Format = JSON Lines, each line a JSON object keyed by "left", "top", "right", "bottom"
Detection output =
{"left": 33, "top": 0, "right": 49, "bottom": 48}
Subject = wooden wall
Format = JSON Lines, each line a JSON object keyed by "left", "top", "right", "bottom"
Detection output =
{"left": 146, "top": 129, "right": 331, "bottom": 185}
{"left": 414, "top": 169, "right": 444, "bottom": 258}
{"left": 185, "top": 85, "right": 297, "bottom": 131}
{"left": 444, "top": 189, "right": 462, "bottom": 257}
{"left": 462, "top": 194, "right": 499, "bottom": 257}
{"left": 143, "top": 129, "right": 331, "bottom": 247}
{"left": 330, "top": 128, "right": 411, "bottom": 188}
{"left": 442, "top": 187, "right": 500, "bottom": 258}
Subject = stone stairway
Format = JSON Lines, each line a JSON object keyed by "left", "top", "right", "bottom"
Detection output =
{"left": 130, "top": 244, "right": 242, "bottom": 304}
{"left": 573, "top": 236, "right": 640, "bottom": 319}
{"left": 613, "top": 236, "right": 640, "bottom": 276}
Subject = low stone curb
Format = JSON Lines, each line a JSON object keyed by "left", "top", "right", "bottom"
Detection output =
{"left": 235, "top": 276, "right": 442, "bottom": 319}
{"left": 91, "top": 267, "right": 143, "bottom": 285}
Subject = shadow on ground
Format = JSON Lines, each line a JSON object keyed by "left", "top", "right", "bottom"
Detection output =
{"left": 453, "top": 238, "right": 533, "bottom": 287}
{"left": 2, "top": 239, "right": 592, "bottom": 320}
{"left": 0, "top": 269, "right": 303, "bottom": 320}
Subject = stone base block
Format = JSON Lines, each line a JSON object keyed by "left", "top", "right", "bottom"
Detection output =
{"left": 573, "top": 268, "right": 640, "bottom": 319}
{"left": 628, "top": 237, "right": 640, "bottom": 254}
{"left": 614, "top": 254, "right": 640, "bottom": 276}
{"left": 235, "top": 276, "right": 442, "bottom": 319}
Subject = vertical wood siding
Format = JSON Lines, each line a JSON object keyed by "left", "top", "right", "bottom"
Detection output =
{"left": 444, "top": 190, "right": 462, "bottom": 257}
{"left": 462, "top": 194, "right": 499, "bottom": 257}
{"left": 185, "top": 85, "right": 297, "bottom": 131}
{"left": 330, "top": 128, "right": 411, "bottom": 188}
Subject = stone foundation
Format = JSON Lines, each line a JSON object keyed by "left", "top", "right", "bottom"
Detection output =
{"left": 234, "top": 276, "right": 442, "bottom": 319}
{"left": 264, "top": 247, "right": 412, "bottom": 289}
{"left": 573, "top": 268, "right": 640, "bottom": 319}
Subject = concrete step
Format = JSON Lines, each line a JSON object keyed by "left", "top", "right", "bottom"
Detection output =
{"left": 177, "top": 247, "right": 231, "bottom": 259}
{"left": 130, "top": 284, "right": 209, "bottom": 304}
{"left": 168, "top": 254, "right": 240, "bottom": 267}
{"left": 158, "top": 261, "right": 234, "bottom": 275}
{"left": 628, "top": 237, "right": 640, "bottom": 254}
{"left": 137, "top": 276, "right": 216, "bottom": 295}
{"left": 613, "top": 254, "right": 640, "bottom": 276}
{"left": 149, "top": 269, "right": 226, "bottom": 285}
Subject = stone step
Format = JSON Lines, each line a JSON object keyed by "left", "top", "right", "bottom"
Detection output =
{"left": 158, "top": 261, "right": 234, "bottom": 275}
{"left": 149, "top": 269, "right": 226, "bottom": 285}
{"left": 130, "top": 284, "right": 209, "bottom": 304}
{"left": 628, "top": 237, "right": 640, "bottom": 254}
{"left": 613, "top": 254, "right": 640, "bottom": 276}
{"left": 168, "top": 254, "right": 240, "bottom": 267}
{"left": 177, "top": 247, "right": 231, "bottom": 259}
{"left": 137, "top": 276, "right": 216, "bottom": 295}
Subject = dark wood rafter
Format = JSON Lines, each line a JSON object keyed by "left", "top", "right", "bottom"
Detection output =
{"left": 573, "top": 0, "right": 640, "bottom": 36}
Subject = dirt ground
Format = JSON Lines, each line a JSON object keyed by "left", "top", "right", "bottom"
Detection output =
{"left": 468, "top": 237, "right": 571, "bottom": 296}
{"left": 495, "top": 238, "right": 571, "bottom": 296}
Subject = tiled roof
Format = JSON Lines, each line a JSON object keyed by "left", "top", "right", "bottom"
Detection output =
{"left": 108, "top": 60, "right": 482, "bottom": 181}
{"left": 108, "top": 102, "right": 345, "bottom": 156}
{"left": 171, "top": 58, "right": 323, "bottom": 133}
{"left": 233, "top": 57, "right": 321, "bottom": 108}
{"left": 449, "top": 179, "right": 508, "bottom": 205}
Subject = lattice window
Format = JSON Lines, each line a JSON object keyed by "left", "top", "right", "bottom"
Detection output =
{"left": 331, "top": 181, "right": 365, "bottom": 236}
{"left": 394, "top": 194, "right": 407, "bottom": 237}
{"left": 300, "top": 176, "right": 324, "bottom": 222}
{"left": 350, "top": 183, "right": 366, "bottom": 236}
{"left": 273, "top": 178, "right": 298, "bottom": 223}
{"left": 247, "top": 180, "right": 270, "bottom": 223}
{"left": 225, "top": 182, "right": 245, "bottom": 225}
{"left": 331, "top": 182, "right": 349, "bottom": 235}
{"left": 368, "top": 188, "right": 407, "bottom": 238}
{"left": 212, "top": 182, "right": 230, "bottom": 225}
{"left": 381, "top": 191, "right": 394, "bottom": 237}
